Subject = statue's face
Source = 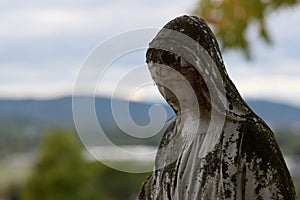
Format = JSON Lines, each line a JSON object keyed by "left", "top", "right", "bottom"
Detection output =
{"left": 147, "top": 50, "right": 210, "bottom": 113}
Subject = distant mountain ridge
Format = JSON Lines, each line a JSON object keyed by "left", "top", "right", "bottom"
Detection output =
{"left": 0, "top": 96, "right": 300, "bottom": 153}
{"left": 246, "top": 99, "right": 300, "bottom": 126}
{"left": 0, "top": 96, "right": 300, "bottom": 128}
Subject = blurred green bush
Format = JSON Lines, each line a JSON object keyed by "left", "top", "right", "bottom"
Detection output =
{"left": 22, "top": 130, "right": 149, "bottom": 200}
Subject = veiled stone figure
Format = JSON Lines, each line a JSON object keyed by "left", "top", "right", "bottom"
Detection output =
{"left": 138, "top": 16, "right": 296, "bottom": 200}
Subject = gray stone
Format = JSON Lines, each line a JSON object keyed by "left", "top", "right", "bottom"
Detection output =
{"left": 138, "top": 15, "right": 296, "bottom": 200}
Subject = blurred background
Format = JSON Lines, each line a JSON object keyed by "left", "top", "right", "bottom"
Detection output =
{"left": 0, "top": 0, "right": 300, "bottom": 199}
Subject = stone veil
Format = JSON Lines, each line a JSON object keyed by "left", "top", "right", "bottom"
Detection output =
{"left": 138, "top": 16, "right": 296, "bottom": 200}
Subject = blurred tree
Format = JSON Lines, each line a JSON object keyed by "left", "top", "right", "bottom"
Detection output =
{"left": 22, "top": 129, "right": 149, "bottom": 200}
{"left": 22, "top": 130, "right": 86, "bottom": 200}
{"left": 1, "top": 182, "right": 21, "bottom": 200}
{"left": 193, "top": 0, "right": 299, "bottom": 58}
{"left": 275, "top": 128, "right": 300, "bottom": 155}
{"left": 85, "top": 162, "right": 149, "bottom": 200}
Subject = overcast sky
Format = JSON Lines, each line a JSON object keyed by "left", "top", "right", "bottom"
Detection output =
{"left": 1, "top": 0, "right": 300, "bottom": 107}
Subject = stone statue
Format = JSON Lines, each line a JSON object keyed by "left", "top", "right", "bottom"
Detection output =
{"left": 138, "top": 15, "right": 296, "bottom": 200}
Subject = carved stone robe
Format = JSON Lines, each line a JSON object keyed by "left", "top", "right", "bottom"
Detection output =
{"left": 138, "top": 16, "right": 296, "bottom": 200}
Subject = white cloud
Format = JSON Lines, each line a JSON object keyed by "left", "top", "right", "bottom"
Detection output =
{"left": 0, "top": 83, "right": 73, "bottom": 100}
{"left": 0, "top": 8, "right": 108, "bottom": 38}
{"left": 227, "top": 61, "right": 300, "bottom": 107}
{"left": 0, "top": 0, "right": 195, "bottom": 39}
{"left": 268, "top": 5, "right": 300, "bottom": 41}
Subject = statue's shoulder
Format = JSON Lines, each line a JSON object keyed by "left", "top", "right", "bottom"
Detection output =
{"left": 237, "top": 115, "right": 296, "bottom": 199}
{"left": 239, "top": 115, "right": 283, "bottom": 162}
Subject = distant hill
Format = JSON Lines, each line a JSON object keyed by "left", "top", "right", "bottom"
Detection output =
{"left": 0, "top": 96, "right": 299, "bottom": 153}
{"left": 246, "top": 100, "right": 300, "bottom": 127}
{"left": 0, "top": 96, "right": 299, "bottom": 126}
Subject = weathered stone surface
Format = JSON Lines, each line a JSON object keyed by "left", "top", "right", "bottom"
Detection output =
{"left": 138, "top": 15, "right": 296, "bottom": 200}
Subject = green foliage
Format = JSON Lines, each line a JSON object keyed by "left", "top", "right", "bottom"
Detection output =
{"left": 274, "top": 128, "right": 300, "bottom": 155}
{"left": 0, "top": 182, "right": 22, "bottom": 200}
{"left": 193, "top": 0, "right": 299, "bottom": 58}
{"left": 21, "top": 129, "right": 150, "bottom": 200}
{"left": 84, "top": 162, "right": 149, "bottom": 200}
{"left": 22, "top": 130, "right": 87, "bottom": 200}
{"left": 0, "top": 116, "right": 41, "bottom": 154}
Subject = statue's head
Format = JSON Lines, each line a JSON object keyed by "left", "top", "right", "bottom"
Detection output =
{"left": 147, "top": 15, "right": 230, "bottom": 115}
